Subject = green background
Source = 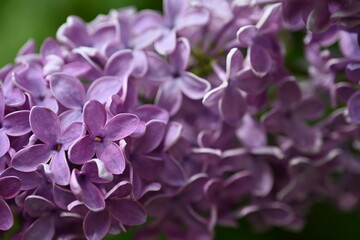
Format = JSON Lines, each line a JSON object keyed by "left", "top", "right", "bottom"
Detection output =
{"left": 1, "top": 0, "right": 360, "bottom": 239}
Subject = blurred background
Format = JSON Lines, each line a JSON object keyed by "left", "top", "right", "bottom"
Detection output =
{"left": 1, "top": 0, "right": 360, "bottom": 239}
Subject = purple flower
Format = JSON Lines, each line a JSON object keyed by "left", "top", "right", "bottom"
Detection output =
{"left": 69, "top": 100, "right": 139, "bottom": 174}
{"left": 11, "top": 106, "right": 82, "bottom": 185}
{"left": 262, "top": 80, "right": 324, "bottom": 153}
{"left": 154, "top": 38, "right": 210, "bottom": 115}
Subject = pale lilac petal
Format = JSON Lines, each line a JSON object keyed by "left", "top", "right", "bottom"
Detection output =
{"left": 0, "top": 90, "right": 4, "bottom": 121}
{"left": 11, "top": 144, "right": 52, "bottom": 172}
{"left": 83, "top": 100, "right": 106, "bottom": 136}
{"left": 87, "top": 76, "right": 123, "bottom": 104}
{"left": 104, "top": 50, "right": 134, "bottom": 76}
{"left": 49, "top": 73, "right": 85, "bottom": 109}
{"left": 175, "top": 7, "right": 209, "bottom": 30}
{"left": 235, "top": 68, "right": 268, "bottom": 94}
{"left": 96, "top": 143, "right": 126, "bottom": 174}
{"left": 40, "top": 38, "right": 62, "bottom": 59}
{"left": 156, "top": 81, "right": 183, "bottom": 116}
{"left": 110, "top": 199, "right": 147, "bottom": 226}
{"left": 226, "top": 48, "right": 243, "bottom": 80}
{"left": 2, "top": 110, "right": 31, "bottom": 136}
{"left": 0, "top": 199, "right": 13, "bottom": 230}
{"left": 164, "top": 121, "right": 183, "bottom": 151}
{"left": 69, "top": 135, "right": 96, "bottom": 164}
{"left": 50, "top": 151, "right": 70, "bottom": 185}
{"left": 154, "top": 29, "right": 177, "bottom": 55}
{"left": 169, "top": 38, "right": 190, "bottom": 73}
{"left": 56, "top": 16, "right": 91, "bottom": 48}
{"left": 30, "top": 107, "right": 60, "bottom": 144}
{"left": 251, "top": 159, "right": 273, "bottom": 196}
{"left": 0, "top": 131, "right": 10, "bottom": 158}
{"left": 179, "top": 72, "right": 210, "bottom": 100}
{"left": 0, "top": 176, "right": 21, "bottom": 199}
{"left": 236, "top": 115, "right": 266, "bottom": 149}
{"left": 132, "top": 50, "right": 148, "bottom": 77}
{"left": 105, "top": 113, "right": 139, "bottom": 141}
{"left": 84, "top": 210, "right": 111, "bottom": 240}
{"left": 202, "top": 83, "right": 226, "bottom": 107}
{"left": 164, "top": 0, "right": 187, "bottom": 23}
{"left": 237, "top": 25, "right": 258, "bottom": 47}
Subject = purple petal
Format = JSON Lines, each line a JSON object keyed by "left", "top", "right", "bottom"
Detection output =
{"left": 105, "top": 113, "right": 140, "bottom": 141}
{"left": 237, "top": 25, "right": 258, "bottom": 47}
{"left": 58, "top": 122, "right": 83, "bottom": 149}
{"left": 169, "top": 38, "right": 190, "bottom": 73}
{"left": 262, "top": 109, "right": 284, "bottom": 132}
{"left": 71, "top": 170, "right": 105, "bottom": 211}
{"left": 96, "top": 143, "right": 126, "bottom": 174}
{"left": 226, "top": 48, "right": 243, "bottom": 80}
{"left": 110, "top": 199, "right": 146, "bottom": 226}
{"left": 50, "top": 151, "right": 70, "bottom": 185}
{"left": 40, "top": 38, "right": 62, "bottom": 59}
{"left": 59, "top": 109, "right": 83, "bottom": 130}
{"left": 11, "top": 144, "right": 52, "bottom": 172}
{"left": 295, "top": 97, "right": 324, "bottom": 120}
{"left": 346, "top": 63, "right": 360, "bottom": 83}
{"left": 105, "top": 181, "right": 132, "bottom": 199}
{"left": 0, "top": 90, "right": 4, "bottom": 121}
{"left": 49, "top": 73, "right": 85, "bottom": 109}
{"left": 56, "top": 16, "right": 91, "bottom": 48}
{"left": 0, "top": 168, "right": 43, "bottom": 190}
{"left": 132, "top": 105, "right": 169, "bottom": 123}
{"left": 348, "top": 91, "right": 360, "bottom": 123}
{"left": 336, "top": 82, "right": 356, "bottom": 103}
{"left": 164, "top": 121, "right": 183, "bottom": 151}
{"left": 202, "top": 83, "right": 226, "bottom": 107}
{"left": 284, "top": 118, "right": 322, "bottom": 153}
{"left": 3, "top": 110, "right": 31, "bottom": 136}
{"left": 82, "top": 159, "right": 113, "bottom": 183}
{"left": 179, "top": 72, "right": 210, "bottom": 99}
{"left": 306, "top": 8, "right": 330, "bottom": 33}
{"left": 223, "top": 171, "right": 253, "bottom": 199}
{"left": 249, "top": 44, "right": 272, "bottom": 77}
{"left": 87, "top": 76, "right": 124, "bottom": 104}
{"left": 278, "top": 80, "right": 302, "bottom": 110}
{"left": 262, "top": 202, "right": 295, "bottom": 226}
{"left": 84, "top": 210, "right": 111, "bottom": 240}
{"left": 235, "top": 68, "right": 268, "bottom": 94}
{"left": 0, "top": 198, "right": 13, "bottom": 230}
{"left": 220, "top": 87, "right": 246, "bottom": 124}
{"left": 135, "top": 120, "right": 166, "bottom": 154}
{"left": 84, "top": 100, "right": 106, "bottom": 136}
{"left": 104, "top": 50, "right": 134, "bottom": 76}
{"left": 236, "top": 115, "right": 266, "bottom": 149}
{"left": 251, "top": 159, "right": 273, "bottom": 196}
{"left": 132, "top": 50, "right": 148, "bottom": 77}
{"left": 23, "top": 215, "right": 55, "bottom": 240}
{"left": 0, "top": 131, "right": 10, "bottom": 158}
{"left": 0, "top": 176, "right": 21, "bottom": 199}
{"left": 154, "top": 29, "right": 177, "bottom": 55}
{"left": 69, "top": 135, "right": 96, "bottom": 165}
{"left": 156, "top": 81, "right": 183, "bottom": 116}
{"left": 24, "top": 195, "right": 56, "bottom": 218}
{"left": 30, "top": 107, "right": 60, "bottom": 144}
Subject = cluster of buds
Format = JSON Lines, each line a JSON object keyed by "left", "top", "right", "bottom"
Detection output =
{"left": 1, "top": 0, "right": 360, "bottom": 239}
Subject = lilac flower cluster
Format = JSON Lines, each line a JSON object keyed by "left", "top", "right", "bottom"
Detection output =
{"left": 1, "top": 0, "right": 360, "bottom": 239}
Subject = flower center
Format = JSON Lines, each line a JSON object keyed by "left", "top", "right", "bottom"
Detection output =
{"left": 54, "top": 144, "right": 62, "bottom": 152}
{"left": 94, "top": 136, "right": 103, "bottom": 142}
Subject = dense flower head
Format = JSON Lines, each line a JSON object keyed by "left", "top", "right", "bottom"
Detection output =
{"left": 1, "top": 0, "right": 360, "bottom": 239}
